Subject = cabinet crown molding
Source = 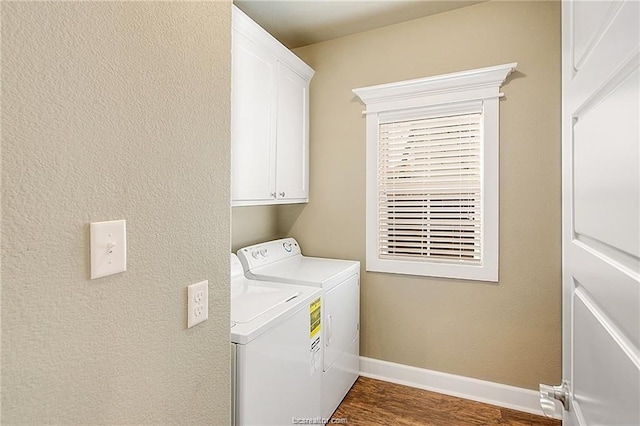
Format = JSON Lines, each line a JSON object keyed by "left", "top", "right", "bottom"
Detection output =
{"left": 232, "top": 5, "right": 315, "bottom": 81}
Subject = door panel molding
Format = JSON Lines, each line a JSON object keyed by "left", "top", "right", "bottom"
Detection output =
{"left": 572, "top": 0, "right": 624, "bottom": 72}
{"left": 574, "top": 283, "right": 640, "bottom": 368}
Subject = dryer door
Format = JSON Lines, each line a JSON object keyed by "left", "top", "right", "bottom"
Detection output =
{"left": 323, "top": 273, "right": 359, "bottom": 371}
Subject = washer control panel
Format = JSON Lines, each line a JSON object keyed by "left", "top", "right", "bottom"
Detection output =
{"left": 237, "top": 238, "right": 302, "bottom": 270}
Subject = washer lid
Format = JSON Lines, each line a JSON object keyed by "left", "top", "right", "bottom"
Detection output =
{"left": 230, "top": 278, "right": 321, "bottom": 345}
{"left": 249, "top": 256, "right": 360, "bottom": 289}
{"left": 231, "top": 279, "right": 299, "bottom": 323}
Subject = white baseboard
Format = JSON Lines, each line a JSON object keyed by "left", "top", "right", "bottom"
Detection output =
{"left": 359, "top": 357, "right": 562, "bottom": 420}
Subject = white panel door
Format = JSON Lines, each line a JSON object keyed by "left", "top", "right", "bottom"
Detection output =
{"left": 275, "top": 61, "right": 309, "bottom": 201}
{"left": 562, "top": 1, "right": 639, "bottom": 425}
{"left": 231, "top": 30, "right": 276, "bottom": 202}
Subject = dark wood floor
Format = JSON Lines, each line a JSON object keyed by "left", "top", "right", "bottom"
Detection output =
{"left": 331, "top": 377, "right": 561, "bottom": 426}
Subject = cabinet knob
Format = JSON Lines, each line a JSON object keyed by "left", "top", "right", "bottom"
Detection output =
{"left": 279, "top": 192, "right": 286, "bottom": 197}
{"left": 270, "top": 192, "right": 276, "bottom": 198}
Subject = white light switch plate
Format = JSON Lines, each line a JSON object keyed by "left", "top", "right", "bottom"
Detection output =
{"left": 90, "top": 220, "right": 126, "bottom": 279}
{"left": 188, "top": 280, "right": 209, "bottom": 328}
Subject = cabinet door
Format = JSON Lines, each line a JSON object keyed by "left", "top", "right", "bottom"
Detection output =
{"left": 231, "top": 30, "right": 276, "bottom": 204}
{"left": 275, "top": 62, "right": 309, "bottom": 201}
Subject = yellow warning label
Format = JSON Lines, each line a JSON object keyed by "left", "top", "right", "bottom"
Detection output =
{"left": 310, "top": 297, "right": 321, "bottom": 338}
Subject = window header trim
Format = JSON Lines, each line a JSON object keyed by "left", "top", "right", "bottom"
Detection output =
{"left": 353, "top": 62, "right": 517, "bottom": 114}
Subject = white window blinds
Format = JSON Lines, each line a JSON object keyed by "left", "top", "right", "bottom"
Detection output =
{"left": 378, "top": 112, "right": 482, "bottom": 263}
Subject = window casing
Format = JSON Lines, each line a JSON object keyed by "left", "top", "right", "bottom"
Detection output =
{"left": 353, "top": 63, "right": 516, "bottom": 282}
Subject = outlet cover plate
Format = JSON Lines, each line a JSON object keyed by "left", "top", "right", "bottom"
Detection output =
{"left": 188, "top": 280, "right": 209, "bottom": 328}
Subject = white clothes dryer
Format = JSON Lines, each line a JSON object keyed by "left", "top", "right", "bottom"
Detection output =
{"left": 230, "top": 253, "right": 322, "bottom": 426}
{"left": 237, "top": 238, "right": 360, "bottom": 420}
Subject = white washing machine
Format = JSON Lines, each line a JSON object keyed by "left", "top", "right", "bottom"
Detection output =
{"left": 237, "top": 238, "right": 360, "bottom": 420}
{"left": 230, "top": 254, "right": 322, "bottom": 426}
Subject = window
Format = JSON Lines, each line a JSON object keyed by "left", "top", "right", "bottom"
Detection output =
{"left": 353, "top": 63, "right": 516, "bottom": 282}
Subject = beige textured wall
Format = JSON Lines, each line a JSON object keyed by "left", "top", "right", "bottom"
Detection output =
{"left": 232, "top": 206, "right": 280, "bottom": 252}
{"left": 1, "top": 2, "right": 231, "bottom": 423}
{"left": 286, "top": 0, "right": 562, "bottom": 390}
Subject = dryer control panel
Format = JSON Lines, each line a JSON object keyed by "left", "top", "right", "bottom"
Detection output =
{"left": 237, "top": 238, "right": 302, "bottom": 271}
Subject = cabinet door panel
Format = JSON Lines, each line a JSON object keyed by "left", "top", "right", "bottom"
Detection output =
{"left": 231, "top": 31, "right": 276, "bottom": 203}
{"left": 275, "top": 62, "right": 309, "bottom": 201}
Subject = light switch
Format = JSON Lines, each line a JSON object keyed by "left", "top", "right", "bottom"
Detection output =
{"left": 90, "top": 220, "right": 126, "bottom": 279}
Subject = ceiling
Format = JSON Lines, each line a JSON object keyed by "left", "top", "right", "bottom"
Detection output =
{"left": 233, "top": 0, "right": 486, "bottom": 49}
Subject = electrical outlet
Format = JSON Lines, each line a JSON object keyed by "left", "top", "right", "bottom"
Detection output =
{"left": 187, "top": 280, "right": 208, "bottom": 328}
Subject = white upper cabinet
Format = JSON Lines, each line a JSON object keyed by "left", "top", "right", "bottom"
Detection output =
{"left": 231, "top": 6, "right": 314, "bottom": 206}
